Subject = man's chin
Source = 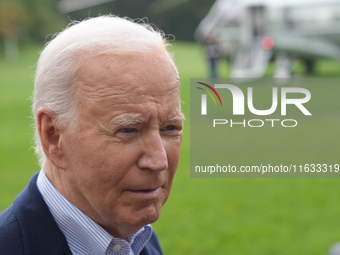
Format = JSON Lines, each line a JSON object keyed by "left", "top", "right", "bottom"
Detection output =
{"left": 125, "top": 205, "right": 161, "bottom": 227}
{"left": 103, "top": 206, "right": 161, "bottom": 238}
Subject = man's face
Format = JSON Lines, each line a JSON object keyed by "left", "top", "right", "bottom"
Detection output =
{"left": 58, "top": 50, "right": 183, "bottom": 238}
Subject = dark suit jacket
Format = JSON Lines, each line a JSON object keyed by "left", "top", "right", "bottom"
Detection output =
{"left": 0, "top": 173, "right": 163, "bottom": 255}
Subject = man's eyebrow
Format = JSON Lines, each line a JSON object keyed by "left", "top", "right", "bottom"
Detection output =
{"left": 112, "top": 114, "right": 185, "bottom": 127}
{"left": 165, "top": 114, "right": 186, "bottom": 123}
{"left": 113, "top": 118, "right": 146, "bottom": 127}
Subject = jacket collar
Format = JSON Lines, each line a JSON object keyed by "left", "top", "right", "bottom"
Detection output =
{"left": 13, "top": 172, "right": 72, "bottom": 255}
{"left": 12, "top": 172, "right": 161, "bottom": 255}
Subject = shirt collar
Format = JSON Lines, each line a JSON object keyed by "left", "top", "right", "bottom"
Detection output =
{"left": 37, "top": 169, "right": 153, "bottom": 255}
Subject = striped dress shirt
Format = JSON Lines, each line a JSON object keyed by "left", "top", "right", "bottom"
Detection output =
{"left": 37, "top": 169, "right": 152, "bottom": 255}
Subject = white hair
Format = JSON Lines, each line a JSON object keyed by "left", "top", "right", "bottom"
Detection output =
{"left": 33, "top": 15, "right": 171, "bottom": 167}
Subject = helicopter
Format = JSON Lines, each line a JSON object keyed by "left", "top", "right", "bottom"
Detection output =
{"left": 195, "top": 0, "right": 340, "bottom": 78}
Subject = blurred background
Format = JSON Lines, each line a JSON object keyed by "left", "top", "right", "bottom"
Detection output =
{"left": 1, "top": 0, "right": 340, "bottom": 254}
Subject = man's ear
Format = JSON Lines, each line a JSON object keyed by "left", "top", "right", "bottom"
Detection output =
{"left": 37, "top": 107, "right": 67, "bottom": 170}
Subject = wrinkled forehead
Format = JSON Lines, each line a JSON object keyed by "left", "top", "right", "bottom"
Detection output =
{"left": 75, "top": 50, "right": 179, "bottom": 95}
{"left": 73, "top": 50, "right": 180, "bottom": 115}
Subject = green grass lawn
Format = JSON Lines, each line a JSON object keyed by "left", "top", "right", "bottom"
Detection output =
{"left": 1, "top": 41, "right": 340, "bottom": 254}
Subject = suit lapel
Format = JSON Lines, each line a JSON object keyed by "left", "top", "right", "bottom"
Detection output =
{"left": 13, "top": 173, "right": 72, "bottom": 255}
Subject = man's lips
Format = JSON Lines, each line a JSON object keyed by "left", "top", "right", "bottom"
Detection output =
{"left": 126, "top": 187, "right": 161, "bottom": 196}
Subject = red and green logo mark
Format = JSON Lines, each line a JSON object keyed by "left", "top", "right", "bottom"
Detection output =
{"left": 196, "top": 82, "right": 223, "bottom": 107}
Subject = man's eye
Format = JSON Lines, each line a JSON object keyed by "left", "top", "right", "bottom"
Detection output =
{"left": 161, "top": 125, "right": 181, "bottom": 132}
{"left": 119, "top": 128, "right": 136, "bottom": 133}
{"left": 163, "top": 125, "right": 175, "bottom": 131}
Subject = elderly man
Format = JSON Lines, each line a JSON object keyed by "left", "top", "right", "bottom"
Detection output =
{"left": 0, "top": 16, "right": 184, "bottom": 255}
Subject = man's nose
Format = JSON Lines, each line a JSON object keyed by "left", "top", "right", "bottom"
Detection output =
{"left": 137, "top": 132, "right": 168, "bottom": 172}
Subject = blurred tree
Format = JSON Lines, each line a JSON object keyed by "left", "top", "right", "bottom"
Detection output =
{"left": 150, "top": 0, "right": 215, "bottom": 41}
{"left": 0, "top": 0, "right": 67, "bottom": 59}
{"left": 0, "top": 0, "right": 215, "bottom": 55}
{"left": 63, "top": 0, "right": 215, "bottom": 41}
{"left": 0, "top": 0, "right": 28, "bottom": 60}
{"left": 24, "top": 0, "right": 67, "bottom": 42}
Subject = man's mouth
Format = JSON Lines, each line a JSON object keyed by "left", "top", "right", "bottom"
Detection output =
{"left": 127, "top": 187, "right": 161, "bottom": 196}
